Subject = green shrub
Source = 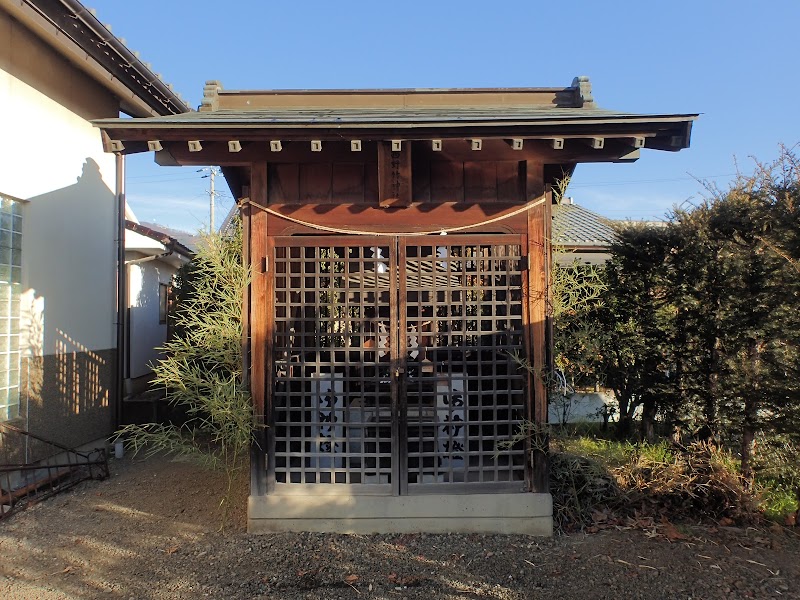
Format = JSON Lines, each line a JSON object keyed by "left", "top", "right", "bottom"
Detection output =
{"left": 751, "top": 434, "right": 800, "bottom": 521}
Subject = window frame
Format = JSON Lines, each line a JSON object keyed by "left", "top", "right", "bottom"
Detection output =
{"left": 0, "top": 195, "right": 22, "bottom": 422}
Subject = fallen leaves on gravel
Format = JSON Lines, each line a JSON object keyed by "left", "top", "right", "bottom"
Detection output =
{"left": 661, "top": 523, "right": 689, "bottom": 541}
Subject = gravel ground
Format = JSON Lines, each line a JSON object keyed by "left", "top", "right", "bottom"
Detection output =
{"left": 0, "top": 454, "right": 798, "bottom": 599}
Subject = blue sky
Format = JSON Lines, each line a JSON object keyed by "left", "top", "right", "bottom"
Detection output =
{"left": 91, "top": 0, "right": 799, "bottom": 233}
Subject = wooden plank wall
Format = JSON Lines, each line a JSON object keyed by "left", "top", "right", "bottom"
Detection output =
{"left": 266, "top": 142, "right": 540, "bottom": 205}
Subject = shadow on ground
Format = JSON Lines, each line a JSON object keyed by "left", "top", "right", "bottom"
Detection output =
{"left": 0, "top": 454, "right": 797, "bottom": 599}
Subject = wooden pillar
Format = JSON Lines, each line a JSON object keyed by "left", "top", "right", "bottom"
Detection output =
{"left": 249, "top": 161, "right": 270, "bottom": 495}
{"left": 242, "top": 187, "right": 256, "bottom": 495}
{"left": 527, "top": 166, "right": 552, "bottom": 494}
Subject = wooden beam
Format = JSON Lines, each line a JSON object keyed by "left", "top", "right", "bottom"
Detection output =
{"left": 414, "top": 139, "right": 546, "bottom": 163}
{"left": 155, "top": 137, "right": 643, "bottom": 169}
{"left": 228, "top": 140, "right": 242, "bottom": 152}
{"left": 543, "top": 163, "right": 576, "bottom": 191}
{"left": 269, "top": 140, "right": 282, "bottom": 152}
{"left": 101, "top": 121, "right": 692, "bottom": 158}
{"left": 614, "top": 147, "right": 640, "bottom": 162}
{"left": 100, "top": 130, "right": 115, "bottom": 153}
{"left": 161, "top": 140, "right": 377, "bottom": 166}
{"left": 221, "top": 166, "right": 246, "bottom": 200}
{"left": 543, "top": 188, "right": 554, "bottom": 403}
{"left": 264, "top": 202, "right": 529, "bottom": 236}
{"left": 378, "top": 141, "right": 412, "bottom": 207}
{"left": 210, "top": 87, "right": 576, "bottom": 111}
{"left": 534, "top": 139, "right": 646, "bottom": 164}
{"left": 525, "top": 159, "right": 545, "bottom": 201}
{"left": 154, "top": 148, "right": 180, "bottom": 166}
{"left": 146, "top": 140, "right": 162, "bottom": 152}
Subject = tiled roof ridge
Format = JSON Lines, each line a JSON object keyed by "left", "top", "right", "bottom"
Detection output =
{"left": 552, "top": 202, "right": 617, "bottom": 247}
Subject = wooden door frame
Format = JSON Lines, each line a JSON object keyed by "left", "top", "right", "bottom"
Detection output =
{"left": 254, "top": 233, "right": 536, "bottom": 495}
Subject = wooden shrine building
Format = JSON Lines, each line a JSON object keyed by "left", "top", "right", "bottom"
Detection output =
{"left": 96, "top": 77, "right": 696, "bottom": 535}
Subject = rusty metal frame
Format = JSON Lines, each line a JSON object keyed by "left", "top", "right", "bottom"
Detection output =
{"left": 0, "top": 423, "right": 109, "bottom": 520}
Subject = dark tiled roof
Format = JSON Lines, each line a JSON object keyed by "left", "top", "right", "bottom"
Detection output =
{"left": 219, "top": 204, "right": 240, "bottom": 236}
{"left": 138, "top": 222, "right": 200, "bottom": 254}
{"left": 552, "top": 203, "right": 616, "bottom": 247}
{"left": 7, "top": 0, "right": 189, "bottom": 116}
{"left": 95, "top": 106, "right": 695, "bottom": 129}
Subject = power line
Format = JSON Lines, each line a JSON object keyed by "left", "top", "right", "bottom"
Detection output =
{"left": 569, "top": 173, "right": 737, "bottom": 188}
{"left": 132, "top": 176, "right": 202, "bottom": 185}
{"left": 127, "top": 171, "right": 202, "bottom": 180}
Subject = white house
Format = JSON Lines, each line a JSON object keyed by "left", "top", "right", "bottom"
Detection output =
{"left": 0, "top": 0, "right": 188, "bottom": 461}
{"left": 124, "top": 212, "right": 195, "bottom": 396}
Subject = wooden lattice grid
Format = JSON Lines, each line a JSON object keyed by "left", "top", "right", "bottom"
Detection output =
{"left": 270, "top": 235, "right": 527, "bottom": 491}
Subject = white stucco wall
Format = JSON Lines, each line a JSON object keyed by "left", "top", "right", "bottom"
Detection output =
{"left": 549, "top": 391, "right": 618, "bottom": 424}
{"left": 127, "top": 253, "right": 179, "bottom": 379}
{"left": 1, "top": 9, "right": 119, "bottom": 356}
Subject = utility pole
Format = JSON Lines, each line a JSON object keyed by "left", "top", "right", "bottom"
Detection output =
{"left": 199, "top": 167, "right": 220, "bottom": 233}
{"left": 209, "top": 167, "right": 215, "bottom": 234}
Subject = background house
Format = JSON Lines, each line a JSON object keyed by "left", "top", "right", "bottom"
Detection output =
{"left": 124, "top": 212, "right": 196, "bottom": 397}
{"left": 550, "top": 199, "right": 617, "bottom": 424}
{"left": 550, "top": 203, "right": 666, "bottom": 425}
{"left": 0, "top": 0, "right": 187, "bottom": 465}
{"left": 552, "top": 198, "right": 615, "bottom": 265}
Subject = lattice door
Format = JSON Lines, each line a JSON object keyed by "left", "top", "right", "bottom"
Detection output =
{"left": 272, "top": 237, "right": 397, "bottom": 489}
{"left": 400, "top": 237, "right": 527, "bottom": 490}
{"left": 271, "top": 235, "right": 527, "bottom": 493}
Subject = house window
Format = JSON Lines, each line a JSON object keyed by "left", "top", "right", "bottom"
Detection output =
{"left": 0, "top": 196, "right": 22, "bottom": 422}
{"left": 158, "top": 282, "right": 169, "bottom": 324}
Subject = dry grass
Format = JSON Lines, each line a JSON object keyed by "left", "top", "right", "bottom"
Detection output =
{"left": 548, "top": 450, "right": 621, "bottom": 532}
{"left": 549, "top": 438, "right": 761, "bottom": 532}
{"left": 615, "top": 442, "right": 759, "bottom": 523}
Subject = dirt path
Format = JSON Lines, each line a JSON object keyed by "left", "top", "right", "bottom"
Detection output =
{"left": 0, "top": 454, "right": 797, "bottom": 599}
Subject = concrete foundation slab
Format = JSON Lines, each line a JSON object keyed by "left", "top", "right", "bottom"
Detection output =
{"left": 248, "top": 492, "right": 553, "bottom": 536}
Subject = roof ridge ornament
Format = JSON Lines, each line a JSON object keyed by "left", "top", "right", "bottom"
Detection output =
{"left": 572, "top": 76, "right": 594, "bottom": 107}
{"left": 200, "top": 80, "right": 223, "bottom": 112}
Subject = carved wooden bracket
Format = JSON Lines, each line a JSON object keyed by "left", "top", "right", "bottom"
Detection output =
{"left": 378, "top": 141, "right": 412, "bottom": 207}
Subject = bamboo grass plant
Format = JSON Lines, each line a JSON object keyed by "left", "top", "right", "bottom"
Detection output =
{"left": 116, "top": 223, "right": 252, "bottom": 529}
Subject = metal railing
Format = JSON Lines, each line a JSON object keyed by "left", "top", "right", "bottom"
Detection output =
{"left": 0, "top": 423, "right": 109, "bottom": 520}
